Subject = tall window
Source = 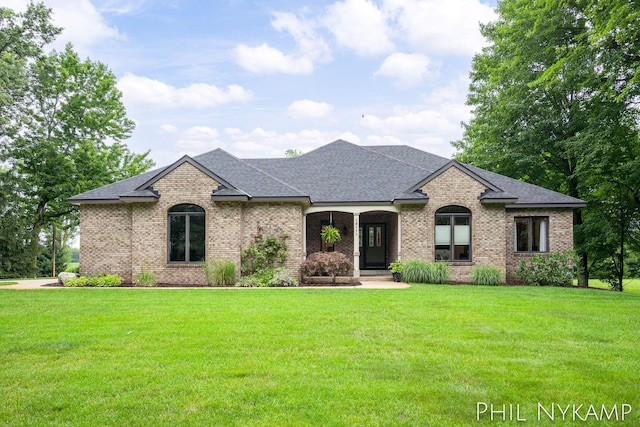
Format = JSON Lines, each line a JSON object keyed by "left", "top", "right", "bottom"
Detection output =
{"left": 435, "top": 206, "right": 471, "bottom": 261}
{"left": 168, "top": 204, "right": 205, "bottom": 262}
{"left": 515, "top": 217, "right": 548, "bottom": 252}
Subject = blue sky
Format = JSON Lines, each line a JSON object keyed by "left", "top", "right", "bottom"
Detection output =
{"left": 9, "top": 0, "right": 498, "bottom": 166}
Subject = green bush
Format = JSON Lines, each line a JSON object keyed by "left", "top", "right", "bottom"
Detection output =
{"left": 516, "top": 250, "right": 577, "bottom": 287}
{"left": 268, "top": 267, "right": 298, "bottom": 287}
{"left": 401, "top": 259, "right": 450, "bottom": 284}
{"left": 65, "top": 264, "right": 80, "bottom": 274}
{"left": 64, "top": 276, "right": 88, "bottom": 287}
{"left": 471, "top": 266, "right": 504, "bottom": 286}
{"left": 235, "top": 268, "right": 298, "bottom": 287}
{"left": 135, "top": 267, "right": 157, "bottom": 287}
{"left": 204, "top": 259, "right": 236, "bottom": 287}
{"left": 67, "top": 274, "right": 123, "bottom": 287}
{"left": 241, "top": 228, "right": 289, "bottom": 276}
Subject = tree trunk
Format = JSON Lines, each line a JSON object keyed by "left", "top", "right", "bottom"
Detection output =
{"left": 574, "top": 209, "right": 589, "bottom": 287}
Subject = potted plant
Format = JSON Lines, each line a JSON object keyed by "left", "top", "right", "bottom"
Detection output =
{"left": 389, "top": 261, "right": 403, "bottom": 282}
{"left": 320, "top": 225, "right": 341, "bottom": 251}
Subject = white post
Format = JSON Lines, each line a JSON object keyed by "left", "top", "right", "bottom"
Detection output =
{"left": 302, "top": 214, "right": 307, "bottom": 260}
{"left": 397, "top": 211, "right": 402, "bottom": 261}
{"left": 353, "top": 213, "right": 360, "bottom": 278}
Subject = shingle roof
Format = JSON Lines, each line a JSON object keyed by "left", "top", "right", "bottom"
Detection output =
{"left": 69, "top": 139, "right": 586, "bottom": 207}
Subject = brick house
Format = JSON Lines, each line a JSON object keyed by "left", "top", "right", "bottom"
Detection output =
{"left": 69, "top": 140, "right": 586, "bottom": 284}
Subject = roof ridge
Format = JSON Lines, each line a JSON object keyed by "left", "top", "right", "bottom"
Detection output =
{"left": 219, "top": 149, "right": 309, "bottom": 197}
{"left": 359, "top": 144, "right": 432, "bottom": 172}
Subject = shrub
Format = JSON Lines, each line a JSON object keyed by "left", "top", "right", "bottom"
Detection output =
{"left": 471, "top": 266, "right": 504, "bottom": 286}
{"left": 241, "top": 227, "right": 289, "bottom": 276}
{"left": 516, "top": 250, "right": 577, "bottom": 287}
{"left": 268, "top": 267, "right": 298, "bottom": 287}
{"left": 235, "top": 268, "right": 299, "bottom": 287}
{"left": 299, "top": 252, "right": 353, "bottom": 284}
{"left": 71, "top": 274, "right": 123, "bottom": 287}
{"left": 135, "top": 267, "right": 157, "bottom": 287}
{"left": 401, "top": 259, "right": 450, "bottom": 284}
{"left": 65, "top": 264, "right": 80, "bottom": 274}
{"left": 64, "top": 276, "right": 88, "bottom": 287}
{"left": 204, "top": 259, "right": 236, "bottom": 286}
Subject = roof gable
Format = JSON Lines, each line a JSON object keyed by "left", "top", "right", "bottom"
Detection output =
{"left": 409, "top": 160, "right": 502, "bottom": 193}
{"left": 136, "top": 154, "right": 235, "bottom": 191}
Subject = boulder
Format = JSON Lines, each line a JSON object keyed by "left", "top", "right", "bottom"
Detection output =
{"left": 58, "top": 272, "right": 78, "bottom": 285}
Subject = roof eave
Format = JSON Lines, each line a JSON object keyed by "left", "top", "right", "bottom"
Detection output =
{"left": 67, "top": 198, "right": 121, "bottom": 205}
{"left": 480, "top": 198, "right": 519, "bottom": 204}
{"left": 506, "top": 202, "right": 587, "bottom": 209}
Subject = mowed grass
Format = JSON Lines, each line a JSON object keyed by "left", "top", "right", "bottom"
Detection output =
{"left": 583, "top": 278, "right": 640, "bottom": 294}
{"left": 1, "top": 286, "right": 638, "bottom": 426}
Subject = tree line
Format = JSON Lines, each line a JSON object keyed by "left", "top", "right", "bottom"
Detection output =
{"left": 455, "top": 0, "right": 640, "bottom": 290}
{"left": 0, "top": 2, "right": 153, "bottom": 278}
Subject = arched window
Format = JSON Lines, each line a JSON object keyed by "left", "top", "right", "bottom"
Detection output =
{"left": 435, "top": 206, "right": 471, "bottom": 262}
{"left": 168, "top": 204, "right": 205, "bottom": 262}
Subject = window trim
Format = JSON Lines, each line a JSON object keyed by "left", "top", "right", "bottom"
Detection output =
{"left": 167, "top": 204, "right": 206, "bottom": 263}
{"left": 514, "top": 216, "right": 549, "bottom": 253}
{"left": 435, "top": 206, "right": 472, "bottom": 262}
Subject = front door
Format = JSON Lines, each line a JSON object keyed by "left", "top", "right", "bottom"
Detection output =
{"left": 360, "top": 223, "right": 386, "bottom": 269}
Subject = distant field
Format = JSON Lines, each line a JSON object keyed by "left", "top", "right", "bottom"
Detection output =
{"left": 1, "top": 285, "right": 638, "bottom": 426}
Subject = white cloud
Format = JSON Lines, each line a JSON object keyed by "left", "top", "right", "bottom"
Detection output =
{"left": 288, "top": 100, "right": 335, "bottom": 119}
{"left": 160, "top": 124, "right": 178, "bottom": 134}
{"left": 385, "top": 0, "right": 496, "bottom": 55}
{"left": 118, "top": 73, "right": 253, "bottom": 109}
{"left": 233, "top": 43, "right": 314, "bottom": 75}
{"left": 175, "top": 126, "right": 221, "bottom": 150}
{"left": 324, "top": 0, "right": 394, "bottom": 56}
{"left": 272, "top": 12, "right": 332, "bottom": 63}
{"left": 6, "top": 0, "right": 122, "bottom": 55}
{"left": 375, "top": 52, "right": 431, "bottom": 86}
{"left": 225, "top": 127, "right": 343, "bottom": 158}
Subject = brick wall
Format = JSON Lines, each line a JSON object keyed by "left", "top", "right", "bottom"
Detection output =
{"left": 399, "top": 166, "right": 575, "bottom": 283}
{"left": 79, "top": 204, "right": 132, "bottom": 281}
{"left": 401, "top": 167, "right": 507, "bottom": 283}
{"left": 505, "top": 208, "right": 574, "bottom": 283}
{"left": 80, "top": 162, "right": 305, "bottom": 285}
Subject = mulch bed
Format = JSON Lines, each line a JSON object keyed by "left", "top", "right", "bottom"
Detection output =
{"left": 45, "top": 282, "right": 362, "bottom": 288}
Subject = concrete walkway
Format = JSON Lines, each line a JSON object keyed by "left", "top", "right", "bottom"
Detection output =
{"left": 0, "top": 279, "right": 410, "bottom": 290}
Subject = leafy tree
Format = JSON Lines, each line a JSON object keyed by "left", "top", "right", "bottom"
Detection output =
{"left": 285, "top": 149, "right": 302, "bottom": 158}
{"left": 0, "top": 4, "right": 153, "bottom": 277}
{"left": 454, "top": 0, "right": 640, "bottom": 288}
{"left": 0, "top": 2, "right": 61, "bottom": 130}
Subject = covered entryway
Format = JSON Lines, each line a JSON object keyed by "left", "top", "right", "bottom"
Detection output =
{"left": 360, "top": 223, "right": 386, "bottom": 269}
{"left": 303, "top": 207, "right": 400, "bottom": 278}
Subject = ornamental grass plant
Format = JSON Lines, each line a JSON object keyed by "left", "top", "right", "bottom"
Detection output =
{"left": 470, "top": 266, "right": 504, "bottom": 286}
{"left": 401, "top": 259, "right": 450, "bottom": 284}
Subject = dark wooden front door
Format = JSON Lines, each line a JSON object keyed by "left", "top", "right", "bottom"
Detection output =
{"left": 360, "top": 223, "right": 386, "bottom": 269}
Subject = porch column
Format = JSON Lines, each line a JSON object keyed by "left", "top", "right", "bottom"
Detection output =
{"left": 302, "top": 214, "right": 307, "bottom": 260}
{"left": 353, "top": 213, "right": 360, "bottom": 278}
{"left": 397, "top": 211, "right": 402, "bottom": 261}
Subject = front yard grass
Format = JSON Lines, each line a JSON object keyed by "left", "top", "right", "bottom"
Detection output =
{"left": 1, "top": 285, "right": 638, "bottom": 426}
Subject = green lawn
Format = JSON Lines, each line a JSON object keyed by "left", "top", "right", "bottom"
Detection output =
{"left": 581, "top": 278, "right": 640, "bottom": 294}
{"left": 1, "top": 286, "right": 638, "bottom": 426}
{"left": 0, "top": 281, "right": 18, "bottom": 286}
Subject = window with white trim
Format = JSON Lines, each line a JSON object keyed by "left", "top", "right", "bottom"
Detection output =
{"left": 435, "top": 206, "right": 471, "bottom": 261}
{"left": 168, "top": 204, "right": 205, "bottom": 262}
{"left": 514, "top": 217, "right": 548, "bottom": 252}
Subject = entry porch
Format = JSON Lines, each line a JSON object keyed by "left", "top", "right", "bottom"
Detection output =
{"left": 303, "top": 206, "right": 400, "bottom": 278}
